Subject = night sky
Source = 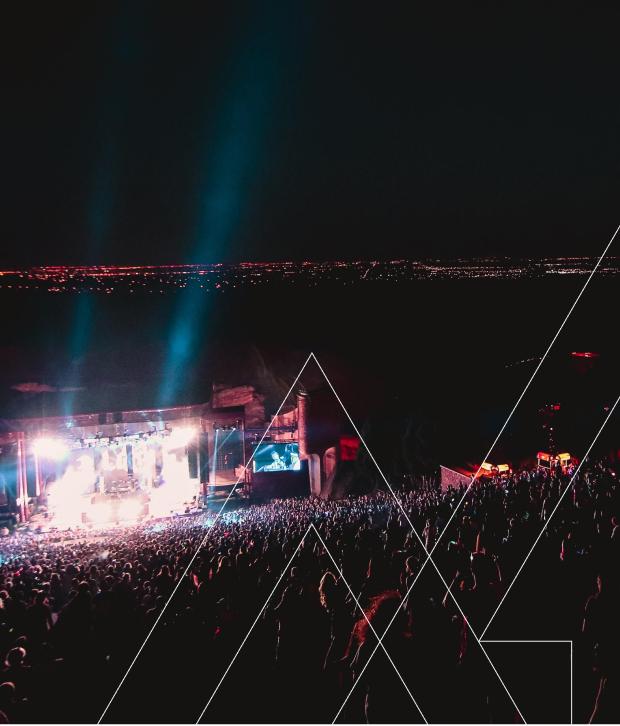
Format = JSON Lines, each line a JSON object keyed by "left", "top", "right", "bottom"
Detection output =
{"left": 3, "top": 2, "right": 619, "bottom": 265}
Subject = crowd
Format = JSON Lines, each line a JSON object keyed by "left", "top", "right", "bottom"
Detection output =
{"left": 0, "top": 458, "right": 617, "bottom": 723}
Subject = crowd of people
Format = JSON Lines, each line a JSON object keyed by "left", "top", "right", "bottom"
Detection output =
{"left": 0, "top": 458, "right": 617, "bottom": 723}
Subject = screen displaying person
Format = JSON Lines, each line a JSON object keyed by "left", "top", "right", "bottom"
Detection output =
{"left": 262, "top": 450, "right": 287, "bottom": 471}
{"left": 285, "top": 444, "right": 301, "bottom": 470}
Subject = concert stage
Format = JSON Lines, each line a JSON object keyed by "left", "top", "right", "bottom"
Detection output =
{"left": 0, "top": 401, "right": 246, "bottom": 530}
{"left": 0, "top": 384, "right": 356, "bottom": 529}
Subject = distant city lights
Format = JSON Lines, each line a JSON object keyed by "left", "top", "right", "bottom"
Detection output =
{"left": 0, "top": 258, "right": 617, "bottom": 295}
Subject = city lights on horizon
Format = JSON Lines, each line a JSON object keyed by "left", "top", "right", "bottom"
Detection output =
{"left": 0, "top": 257, "right": 618, "bottom": 295}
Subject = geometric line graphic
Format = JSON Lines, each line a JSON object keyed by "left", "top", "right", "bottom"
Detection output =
{"left": 307, "top": 358, "right": 526, "bottom": 722}
{"left": 99, "top": 223, "right": 618, "bottom": 725}
{"left": 333, "top": 222, "right": 619, "bottom": 723}
{"left": 196, "top": 522, "right": 428, "bottom": 724}
{"left": 192, "top": 354, "right": 522, "bottom": 722}
{"left": 309, "top": 524, "right": 428, "bottom": 724}
{"left": 480, "top": 393, "right": 620, "bottom": 642}
{"left": 481, "top": 640, "right": 573, "bottom": 724}
{"left": 98, "top": 354, "right": 316, "bottom": 723}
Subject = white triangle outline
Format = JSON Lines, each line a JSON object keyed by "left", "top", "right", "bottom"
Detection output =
{"left": 478, "top": 394, "right": 619, "bottom": 724}
{"left": 306, "top": 355, "right": 526, "bottom": 723}
{"left": 97, "top": 351, "right": 522, "bottom": 724}
{"left": 98, "top": 351, "right": 520, "bottom": 723}
{"left": 481, "top": 393, "right": 620, "bottom": 641}
{"left": 330, "top": 222, "right": 619, "bottom": 723}
{"left": 100, "top": 208, "right": 618, "bottom": 724}
{"left": 97, "top": 353, "right": 316, "bottom": 723}
{"left": 191, "top": 353, "right": 523, "bottom": 723}
{"left": 196, "top": 521, "right": 428, "bottom": 724}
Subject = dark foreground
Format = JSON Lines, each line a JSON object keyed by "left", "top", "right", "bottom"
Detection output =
{"left": 0, "top": 458, "right": 618, "bottom": 723}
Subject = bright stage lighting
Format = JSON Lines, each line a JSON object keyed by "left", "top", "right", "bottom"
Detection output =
{"left": 118, "top": 498, "right": 142, "bottom": 522}
{"left": 33, "top": 437, "right": 69, "bottom": 460}
{"left": 90, "top": 502, "right": 111, "bottom": 525}
{"left": 169, "top": 426, "right": 197, "bottom": 447}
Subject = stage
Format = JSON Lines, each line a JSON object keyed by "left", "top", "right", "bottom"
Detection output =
{"left": 29, "top": 426, "right": 199, "bottom": 529}
{"left": 0, "top": 401, "right": 248, "bottom": 529}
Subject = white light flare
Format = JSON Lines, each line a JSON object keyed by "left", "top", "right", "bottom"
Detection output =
{"left": 33, "top": 437, "right": 70, "bottom": 460}
{"left": 168, "top": 426, "right": 197, "bottom": 448}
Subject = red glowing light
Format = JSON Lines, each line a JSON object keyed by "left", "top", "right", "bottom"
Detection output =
{"left": 571, "top": 351, "right": 600, "bottom": 358}
{"left": 339, "top": 436, "right": 360, "bottom": 461}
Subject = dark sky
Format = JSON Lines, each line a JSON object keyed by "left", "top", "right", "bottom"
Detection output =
{"left": 3, "top": 1, "right": 619, "bottom": 265}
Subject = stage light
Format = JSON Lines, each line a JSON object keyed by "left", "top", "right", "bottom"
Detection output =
{"left": 118, "top": 498, "right": 142, "bottom": 522}
{"left": 90, "top": 502, "right": 111, "bottom": 525}
{"left": 33, "top": 438, "right": 69, "bottom": 460}
{"left": 169, "top": 426, "right": 197, "bottom": 447}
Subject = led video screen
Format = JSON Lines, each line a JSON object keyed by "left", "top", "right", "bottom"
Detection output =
{"left": 252, "top": 442, "right": 300, "bottom": 473}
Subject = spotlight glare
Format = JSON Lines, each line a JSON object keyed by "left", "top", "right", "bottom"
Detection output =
{"left": 169, "top": 426, "right": 197, "bottom": 447}
{"left": 118, "top": 498, "right": 142, "bottom": 522}
{"left": 90, "top": 503, "right": 111, "bottom": 525}
{"left": 33, "top": 438, "right": 69, "bottom": 460}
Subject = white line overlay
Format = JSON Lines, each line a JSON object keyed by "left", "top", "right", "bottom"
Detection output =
{"left": 332, "top": 390, "right": 618, "bottom": 725}
{"left": 331, "top": 222, "right": 618, "bottom": 722}
{"left": 195, "top": 523, "right": 428, "bottom": 724}
{"left": 481, "top": 393, "right": 620, "bottom": 640}
{"left": 482, "top": 640, "right": 573, "bottom": 724}
{"left": 98, "top": 354, "right": 315, "bottom": 723}
{"left": 192, "top": 354, "right": 522, "bottom": 723}
{"left": 99, "top": 219, "right": 618, "bottom": 726}
{"left": 311, "top": 355, "right": 526, "bottom": 723}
